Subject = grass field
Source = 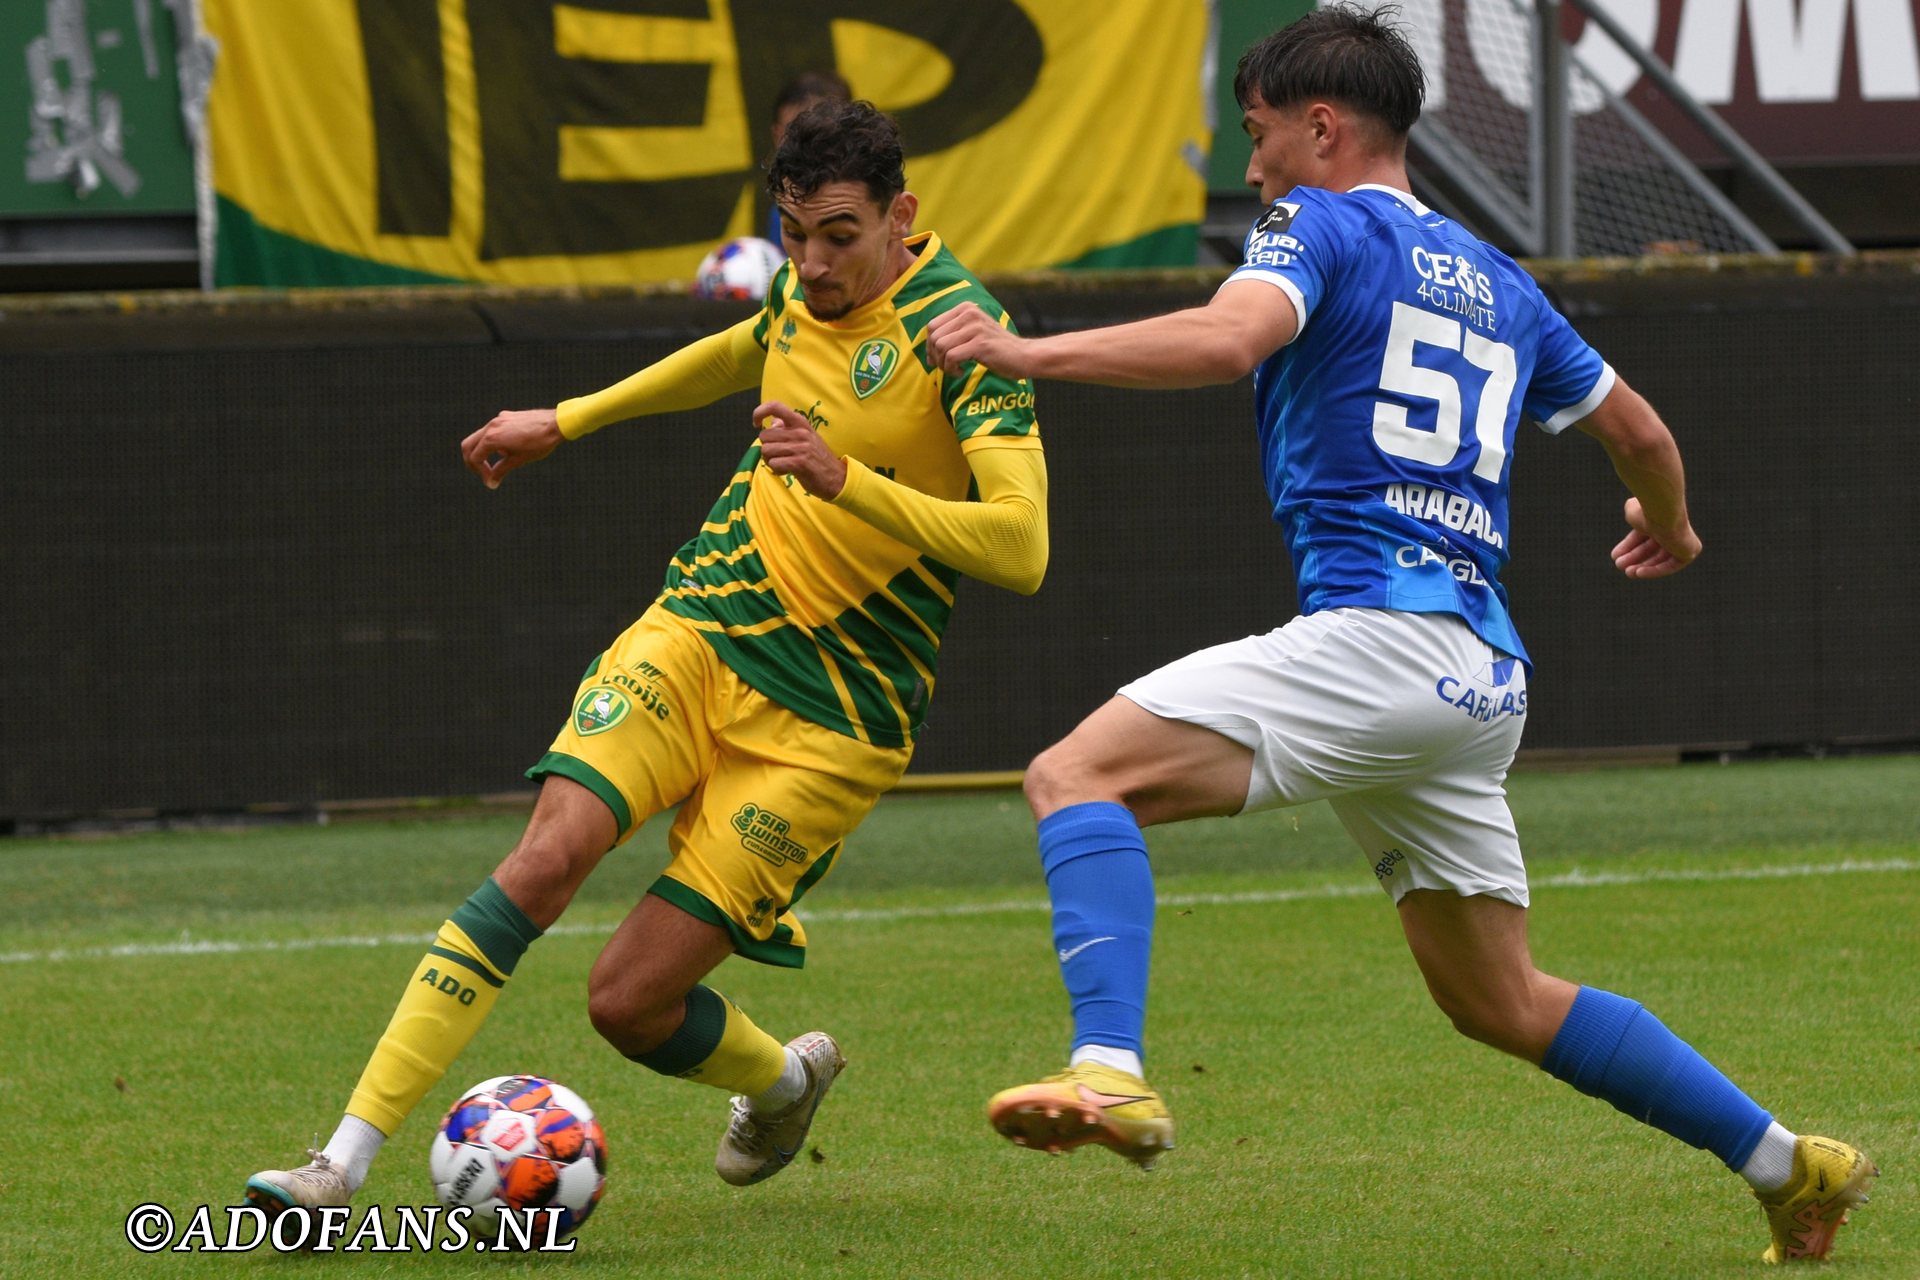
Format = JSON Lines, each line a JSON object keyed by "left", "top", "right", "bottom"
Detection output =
{"left": 3, "top": 755, "right": 1915, "bottom": 1278}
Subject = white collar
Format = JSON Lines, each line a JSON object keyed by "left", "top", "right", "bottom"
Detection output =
{"left": 1350, "top": 183, "right": 1431, "bottom": 216}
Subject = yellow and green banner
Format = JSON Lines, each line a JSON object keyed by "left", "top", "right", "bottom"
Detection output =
{"left": 202, "top": 0, "right": 1214, "bottom": 287}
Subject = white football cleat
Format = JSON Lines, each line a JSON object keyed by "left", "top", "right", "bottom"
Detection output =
{"left": 714, "top": 1031, "right": 845, "bottom": 1187}
{"left": 243, "top": 1149, "right": 353, "bottom": 1217}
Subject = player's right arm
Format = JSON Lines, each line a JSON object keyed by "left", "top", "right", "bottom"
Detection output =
{"left": 929, "top": 191, "right": 1335, "bottom": 389}
{"left": 925, "top": 282, "right": 1294, "bottom": 389}
{"left": 1573, "top": 378, "right": 1702, "bottom": 579}
{"left": 460, "top": 316, "right": 767, "bottom": 489}
{"left": 753, "top": 400, "right": 1050, "bottom": 595}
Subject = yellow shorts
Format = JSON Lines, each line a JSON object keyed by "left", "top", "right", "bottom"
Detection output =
{"left": 528, "top": 603, "right": 911, "bottom": 967}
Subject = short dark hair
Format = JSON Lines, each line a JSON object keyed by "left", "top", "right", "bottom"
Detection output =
{"left": 766, "top": 99, "right": 906, "bottom": 209}
{"left": 1233, "top": 3, "right": 1425, "bottom": 136}
{"left": 772, "top": 69, "right": 852, "bottom": 121}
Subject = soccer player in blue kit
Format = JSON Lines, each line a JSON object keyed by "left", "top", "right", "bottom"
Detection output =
{"left": 926, "top": 5, "right": 1874, "bottom": 1264}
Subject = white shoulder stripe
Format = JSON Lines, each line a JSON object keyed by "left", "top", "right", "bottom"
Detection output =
{"left": 1542, "top": 363, "right": 1618, "bottom": 434}
{"left": 1221, "top": 268, "right": 1309, "bottom": 345}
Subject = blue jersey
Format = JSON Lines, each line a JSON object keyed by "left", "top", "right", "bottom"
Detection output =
{"left": 1225, "top": 185, "right": 1613, "bottom": 666}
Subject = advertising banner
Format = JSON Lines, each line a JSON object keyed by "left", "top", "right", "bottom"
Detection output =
{"left": 1397, "top": 0, "right": 1920, "bottom": 166}
{"left": 2, "top": 0, "right": 195, "bottom": 216}
{"left": 202, "top": 0, "right": 1215, "bottom": 286}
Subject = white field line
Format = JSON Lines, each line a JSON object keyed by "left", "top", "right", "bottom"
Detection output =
{"left": 4, "top": 857, "right": 1915, "bottom": 967}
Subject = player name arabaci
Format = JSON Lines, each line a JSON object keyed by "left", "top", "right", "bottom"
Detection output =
{"left": 1382, "top": 482, "right": 1504, "bottom": 549}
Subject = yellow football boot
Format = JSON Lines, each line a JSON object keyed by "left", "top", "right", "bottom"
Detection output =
{"left": 987, "top": 1063, "right": 1173, "bottom": 1170}
{"left": 1756, "top": 1136, "right": 1877, "bottom": 1263}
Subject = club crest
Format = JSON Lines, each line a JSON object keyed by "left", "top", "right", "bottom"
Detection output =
{"left": 849, "top": 338, "right": 899, "bottom": 399}
{"left": 573, "top": 687, "right": 631, "bottom": 736}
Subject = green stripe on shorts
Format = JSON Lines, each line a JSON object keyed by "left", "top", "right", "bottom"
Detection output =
{"left": 525, "top": 751, "right": 632, "bottom": 836}
{"left": 648, "top": 875, "right": 805, "bottom": 970}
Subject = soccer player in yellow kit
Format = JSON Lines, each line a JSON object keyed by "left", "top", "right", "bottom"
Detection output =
{"left": 246, "top": 99, "right": 1047, "bottom": 1211}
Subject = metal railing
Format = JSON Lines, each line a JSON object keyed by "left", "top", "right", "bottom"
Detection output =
{"left": 1409, "top": 0, "right": 1854, "bottom": 258}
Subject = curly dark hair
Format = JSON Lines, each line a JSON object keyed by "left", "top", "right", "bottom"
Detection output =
{"left": 1233, "top": 3, "right": 1425, "bottom": 135}
{"left": 765, "top": 99, "right": 906, "bottom": 210}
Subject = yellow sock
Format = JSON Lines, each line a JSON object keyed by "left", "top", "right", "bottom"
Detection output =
{"left": 344, "top": 878, "right": 541, "bottom": 1134}
{"left": 632, "top": 985, "right": 786, "bottom": 1095}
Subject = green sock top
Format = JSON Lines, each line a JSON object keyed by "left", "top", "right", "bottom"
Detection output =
{"left": 448, "top": 876, "right": 544, "bottom": 976}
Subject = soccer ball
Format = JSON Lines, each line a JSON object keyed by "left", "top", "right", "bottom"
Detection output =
{"left": 428, "top": 1075, "right": 607, "bottom": 1241}
{"left": 692, "top": 236, "right": 785, "bottom": 301}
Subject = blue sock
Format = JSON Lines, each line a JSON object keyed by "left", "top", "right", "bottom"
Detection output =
{"left": 1038, "top": 802, "right": 1155, "bottom": 1061}
{"left": 1541, "top": 986, "right": 1772, "bottom": 1168}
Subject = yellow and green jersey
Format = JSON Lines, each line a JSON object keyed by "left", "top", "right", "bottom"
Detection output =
{"left": 661, "top": 231, "right": 1040, "bottom": 748}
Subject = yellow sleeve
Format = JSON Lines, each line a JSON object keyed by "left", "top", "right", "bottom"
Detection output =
{"left": 554, "top": 316, "right": 767, "bottom": 440}
{"left": 831, "top": 443, "right": 1049, "bottom": 595}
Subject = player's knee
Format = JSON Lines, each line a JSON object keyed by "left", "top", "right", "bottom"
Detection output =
{"left": 585, "top": 978, "right": 634, "bottom": 1048}
{"left": 494, "top": 830, "right": 600, "bottom": 915}
{"left": 1439, "top": 1001, "right": 1502, "bottom": 1048}
{"left": 1021, "top": 748, "right": 1059, "bottom": 816}
{"left": 1429, "top": 986, "right": 1535, "bottom": 1057}
{"left": 1023, "top": 741, "right": 1097, "bottom": 817}
{"left": 585, "top": 973, "right": 677, "bottom": 1055}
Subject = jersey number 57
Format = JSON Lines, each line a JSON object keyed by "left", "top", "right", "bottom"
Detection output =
{"left": 1371, "top": 301, "right": 1517, "bottom": 483}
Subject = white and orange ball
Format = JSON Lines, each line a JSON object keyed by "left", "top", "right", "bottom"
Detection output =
{"left": 428, "top": 1075, "right": 606, "bottom": 1240}
{"left": 692, "top": 236, "right": 786, "bottom": 302}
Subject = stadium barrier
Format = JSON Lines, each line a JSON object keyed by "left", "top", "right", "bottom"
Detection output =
{"left": 6, "top": 254, "right": 1917, "bottom": 822}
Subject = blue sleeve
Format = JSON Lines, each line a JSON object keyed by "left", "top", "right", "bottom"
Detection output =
{"left": 1222, "top": 188, "right": 1342, "bottom": 332}
{"left": 1521, "top": 294, "right": 1614, "bottom": 433}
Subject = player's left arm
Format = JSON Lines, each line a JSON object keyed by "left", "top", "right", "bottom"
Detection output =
{"left": 1527, "top": 291, "right": 1701, "bottom": 581}
{"left": 1573, "top": 377, "right": 1702, "bottom": 579}
{"left": 754, "top": 400, "right": 1048, "bottom": 595}
{"left": 925, "top": 281, "right": 1296, "bottom": 389}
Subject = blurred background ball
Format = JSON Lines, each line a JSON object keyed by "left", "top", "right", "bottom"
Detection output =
{"left": 692, "top": 236, "right": 786, "bottom": 302}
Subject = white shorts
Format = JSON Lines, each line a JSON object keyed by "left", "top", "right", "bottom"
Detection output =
{"left": 1118, "top": 608, "right": 1532, "bottom": 906}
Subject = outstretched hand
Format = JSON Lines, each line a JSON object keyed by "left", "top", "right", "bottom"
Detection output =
{"left": 461, "top": 409, "right": 563, "bottom": 489}
{"left": 925, "top": 301, "right": 1032, "bottom": 378}
{"left": 755, "top": 400, "right": 847, "bottom": 499}
{"left": 1611, "top": 497, "right": 1702, "bottom": 579}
